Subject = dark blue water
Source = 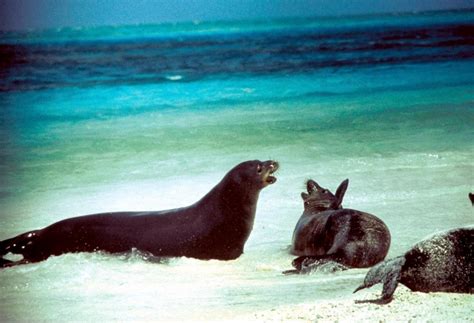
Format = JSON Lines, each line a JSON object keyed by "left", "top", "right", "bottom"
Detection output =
{"left": 1, "top": 10, "right": 473, "bottom": 93}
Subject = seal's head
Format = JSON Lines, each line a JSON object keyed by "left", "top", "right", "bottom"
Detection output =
{"left": 229, "top": 160, "right": 279, "bottom": 190}
{"left": 301, "top": 179, "right": 349, "bottom": 212}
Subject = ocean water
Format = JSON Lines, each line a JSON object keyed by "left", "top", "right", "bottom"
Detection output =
{"left": 1, "top": 10, "right": 473, "bottom": 321}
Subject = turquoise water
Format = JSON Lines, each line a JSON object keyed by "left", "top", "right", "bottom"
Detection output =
{"left": 0, "top": 10, "right": 473, "bottom": 321}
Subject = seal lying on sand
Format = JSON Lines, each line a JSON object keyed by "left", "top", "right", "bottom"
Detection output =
{"left": 354, "top": 227, "right": 474, "bottom": 304}
{"left": 0, "top": 160, "right": 278, "bottom": 268}
{"left": 284, "top": 179, "right": 390, "bottom": 274}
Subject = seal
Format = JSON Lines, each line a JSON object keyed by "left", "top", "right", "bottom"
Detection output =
{"left": 354, "top": 226, "right": 474, "bottom": 304}
{"left": 469, "top": 192, "right": 474, "bottom": 205}
{"left": 284, "top": 179, "right": 391, "bottom": 274}
{"left": 0, "top": 160, "right": 279, "bottom": 268}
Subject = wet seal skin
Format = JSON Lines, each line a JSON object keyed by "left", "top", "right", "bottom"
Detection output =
{"left": 284, "top": 179, "right": 391, "bottom": 274}
{"left": 0, "top": 160, "right": 278, "bottom": 268}
{"left": 354, "top": 226, "right": 474, "bottom": 304}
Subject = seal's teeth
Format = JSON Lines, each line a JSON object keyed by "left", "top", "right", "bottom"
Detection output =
{"left": 266, "top": 175, "right": 277, "bottom": 184}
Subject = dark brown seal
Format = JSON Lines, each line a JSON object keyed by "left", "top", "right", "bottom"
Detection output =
{"left": 0, "top": 160, "right": 278, "bottom": 268}
{"left": 284, "top": 179, "right": 391, "bottom": 274}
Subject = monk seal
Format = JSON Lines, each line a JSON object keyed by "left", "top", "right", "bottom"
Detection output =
{"left": 354, "top": 226, "right": 474, "bottom": 304}
{"left": 284, "top": 179, "right": 391, "bottom": 274}
{"left": 0, "top": 160, "right": 279, "bottom": 268}
{"left": 469, "top": 192, "right": 474, "bottom": 205}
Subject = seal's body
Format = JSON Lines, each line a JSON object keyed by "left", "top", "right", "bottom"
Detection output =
{"left": 286, "top": 179, "right": 390, "bottom": 274}
{"left": 291, "top": 208, "right": 390, "bottom": 268}
{"left": 0, "top": 160, "right": 278, "bottom": 267}
{"left": 354, "top": 227, "right": 474, "bottom": 303}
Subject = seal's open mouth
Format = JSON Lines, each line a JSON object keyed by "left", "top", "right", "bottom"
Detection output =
{"left": 263, "top": 161, "right": 279, "bottom": 185}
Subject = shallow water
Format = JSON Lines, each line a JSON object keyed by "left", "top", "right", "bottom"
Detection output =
{"left": 1, "top": 10, "right": 473, "bottom": 321}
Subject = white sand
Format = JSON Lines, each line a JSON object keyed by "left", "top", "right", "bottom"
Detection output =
{"left": 234, "top": 286, "right": 474, "bottom": 322}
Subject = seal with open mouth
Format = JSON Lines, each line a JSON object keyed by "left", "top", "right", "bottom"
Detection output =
{"left": 0, "top": 160, "right": 279, "bottom": 268}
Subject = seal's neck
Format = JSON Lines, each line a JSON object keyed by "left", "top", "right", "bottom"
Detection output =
{"left": 199, "top": 177, "right": 260, "bottom": 219}
{"left": 304, "top": 204, "right": 342, "bottom": 215}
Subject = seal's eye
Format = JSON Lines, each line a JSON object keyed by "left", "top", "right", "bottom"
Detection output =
{"left": 257, "top": 164, "right": 262, "bottom": 174}
{"left": 322, "top": 189, "right": 328, "bottom": 194}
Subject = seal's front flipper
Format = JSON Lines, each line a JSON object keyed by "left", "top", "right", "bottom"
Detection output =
{"left": 284, "top": 256, "right": 347, "bottom": 274}
{"left": 380, "top": 262, "right": 402, "bottom": 301}
{"left": 294, "top": 256, "right": 325, "bottom": 274}
{"left": 292, "top": 256, "right": 314, "bottom": 270}
{"left": 354, "top": 256, "right": 405, "bottom": 304}
{"left": 354, "top": 297, "right": 392, "bottom": 305}
{"left": 282, "top": 269, "right": 300, "bottom": 275}
{"left": 282, "top": 256, "right": 320, "bottom": 274}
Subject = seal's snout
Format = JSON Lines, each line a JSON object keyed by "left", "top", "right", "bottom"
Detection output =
{"left": 268, "top": 160, "right": 279, "bottom": 172}
{"left": 306, "top": 179, "right": 317, "bottom": 193}
{"left": 262, "top": 160, "right": 279, "bottom": 185}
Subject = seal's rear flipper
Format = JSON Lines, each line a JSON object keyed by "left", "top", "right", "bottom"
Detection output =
{"left": 0, "top": 236, "right": 16, "bottom": 256}
{"left": 0, "top": 258, "right": 13, "bottom": 268}
{"left": 331, "top": 179, "right": 349, "bottom": 209}
{"left": 0, "top": 231, "right": 42, "bottom": 269}
{"left": 0, "top": 258, "right": 32, "bottom": 268}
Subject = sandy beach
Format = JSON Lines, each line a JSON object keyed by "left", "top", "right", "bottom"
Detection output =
{"left": 237, "top": 286, "right": 474, "bottom": 322}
